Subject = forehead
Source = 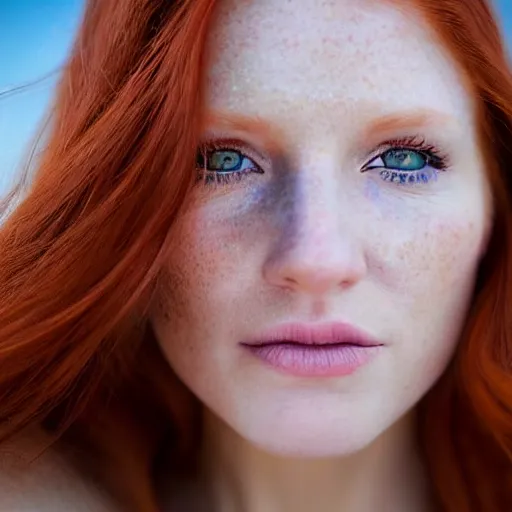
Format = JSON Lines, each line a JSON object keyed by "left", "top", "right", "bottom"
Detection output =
{"left": 204, "top": 0, "right": 473, "bottom": 125}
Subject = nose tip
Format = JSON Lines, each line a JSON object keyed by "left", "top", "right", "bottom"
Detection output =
{"left": 263, "top": 239, "right": 367, "bottom": 295}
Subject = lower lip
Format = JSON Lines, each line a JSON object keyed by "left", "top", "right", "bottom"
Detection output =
{"left": 243, "top": 343, "right": 381, "bottom": 377}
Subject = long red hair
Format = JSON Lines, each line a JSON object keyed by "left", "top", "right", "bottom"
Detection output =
{"left": 1, "top": 0, "right": 512, "bottom": 510}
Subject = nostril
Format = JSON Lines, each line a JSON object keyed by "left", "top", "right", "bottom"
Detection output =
{"left": 261, "top": 218, "right": 368, "bottom": 295}
{"left": 264, "top": 255, "right": 367, "bottom": 295}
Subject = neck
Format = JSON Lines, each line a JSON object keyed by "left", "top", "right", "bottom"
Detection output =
{"left": 194, "top": 409, "right": 434, "bottom": 512}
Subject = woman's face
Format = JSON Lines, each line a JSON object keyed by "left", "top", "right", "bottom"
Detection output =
{"left": 151, "top": 0, "right": 491, "bottom": 457}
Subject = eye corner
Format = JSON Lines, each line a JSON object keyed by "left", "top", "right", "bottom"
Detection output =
{"left": 361, "top": 155, "right": 382, "bottom": 173}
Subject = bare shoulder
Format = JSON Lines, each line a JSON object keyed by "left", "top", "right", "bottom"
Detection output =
{"left": 0, "top": 428, "right": 119, "bottom": 511}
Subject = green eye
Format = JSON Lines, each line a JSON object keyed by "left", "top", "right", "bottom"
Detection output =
{"left": 361, "top": 139, "right": 448, "bottom": 186}
{"left": 207, "top": 150, "right": 243, "bottom": 172}
{"left": 381, "top": 149, "right": 426, "bottom": 171}
{"left": 196, "top": 143, "right": 264, "bottom": 187}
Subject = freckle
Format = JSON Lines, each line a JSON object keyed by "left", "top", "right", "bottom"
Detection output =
{"left": 159, "top": 300, "right": 171, "bottom": 322}
{"left": 362, "top": 75, "right": 376, "bottom": 90}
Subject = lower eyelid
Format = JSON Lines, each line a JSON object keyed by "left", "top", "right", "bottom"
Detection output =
{"left": 378, "top": 168, "right": 438, "bottom": 185}
{"left": 197, "top": 165, "right": 260, "bottom": 188}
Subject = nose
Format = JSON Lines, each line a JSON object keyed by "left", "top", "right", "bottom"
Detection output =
{"left": 263, "top": 171, "right": 367, "bottom": 296}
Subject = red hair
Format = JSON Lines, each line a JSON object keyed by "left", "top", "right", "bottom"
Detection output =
{"left": 1, "top": 0, "right": 511, "bottom": 510}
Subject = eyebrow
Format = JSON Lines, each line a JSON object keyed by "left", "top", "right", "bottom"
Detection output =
{"left": 202, "top": 108, "right": 462, "bottom": 150}
{"left": 202, "top": 110, "right": 287, "bottom": 153}
{"left": 361, "top": 109, "right": 462, "bottom": 140}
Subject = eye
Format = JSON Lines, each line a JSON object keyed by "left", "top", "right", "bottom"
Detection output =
{"left": 362, "top": 140, "right": 449, "bottom": 186}
{"left": 383, "top": 149, "right": 426, "bottom": 171}
{"left": 365, "top": 149, "right": 430, "bottom": 172}
{"left": 196, "top": 142, "right": 264, "bottom": 187}
{"left": 198, "top": 148, "right": 253, "bottom": 173}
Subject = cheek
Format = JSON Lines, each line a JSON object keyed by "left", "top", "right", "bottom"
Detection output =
{"left": 393, "top": 216, "right": 486, "bottom": 371}
{"left": 150, "top": 208, "right": 250, "bottom": 347}
{"left": 370, "top": 214, "right": 488, "bottom": 412}
{"left": 404, "top": 218, "right": 484, "bottom": 293}
{"left": 149, "top": 209, "right": 256, "bottom": 396}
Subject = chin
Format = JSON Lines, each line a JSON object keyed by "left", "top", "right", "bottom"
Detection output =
{"left": 235, "top": 408, "right": 383, "bottom": 459}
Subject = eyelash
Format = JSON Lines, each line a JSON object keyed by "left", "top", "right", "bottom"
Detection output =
{"left": 361, "top": 135, "right": 449, "bottom": 186}
{"left": 196, "top": 139, "right": 263, "bottom": 188}
{"left": 196, "top": 136, "right": 450, "bottom": 188}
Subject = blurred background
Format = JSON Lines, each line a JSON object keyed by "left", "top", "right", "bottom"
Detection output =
{"left": 1, "top": 0, "right": 512, "bottom": 195}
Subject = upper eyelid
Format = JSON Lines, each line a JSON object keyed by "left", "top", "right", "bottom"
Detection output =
{"left": 362, "top": 139, "right": 448, "bottom": 165}
{"left": 364, "top": 147, "right": 429, "bottom": 165}
{"left": 200, "top": 133, "right": 272, "bottom": 160}
{"left": 199, "top": 139, "right": 270, "bottom": 170}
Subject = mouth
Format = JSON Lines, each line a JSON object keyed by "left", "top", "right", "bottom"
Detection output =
{"left": 240, "top": 322, "right": 383, "bottom": 378}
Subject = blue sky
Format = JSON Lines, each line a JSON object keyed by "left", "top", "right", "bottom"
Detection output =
{"left": 1, "top": 0, "right": 512, "bottom": 194}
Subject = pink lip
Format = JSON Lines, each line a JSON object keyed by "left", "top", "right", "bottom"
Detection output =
{"left": 241, "top": 322, "right": 383, "bottom": 377}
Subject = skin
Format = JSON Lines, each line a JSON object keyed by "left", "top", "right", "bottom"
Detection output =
{"left": 0, "top": 1, "right": 492, "bottom": 511}
{"left": 150, "top": 0, "right": 492, "bottom": 511}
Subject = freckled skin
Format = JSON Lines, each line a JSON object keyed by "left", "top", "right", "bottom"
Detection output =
{"left": 151, "top": 0, "right": 491, "bottom": 500}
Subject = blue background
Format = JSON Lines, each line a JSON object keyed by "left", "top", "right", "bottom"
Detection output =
{"left": 1, "top": 0, "right": 512, "bottom": 193}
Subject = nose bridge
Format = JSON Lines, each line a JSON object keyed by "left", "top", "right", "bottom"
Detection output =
{"left": 263, "top": 149, "right": 367, "bottom": 294}
{"left": 293, "top": 173, "right": 340, "bottom": 249}
{"left": 289, "top": 147, "right": 352, "bottom": 246}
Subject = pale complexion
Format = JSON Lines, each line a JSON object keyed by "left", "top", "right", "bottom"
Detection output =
{"left": 151, "top": 0, "right": 491, "bottom": 511}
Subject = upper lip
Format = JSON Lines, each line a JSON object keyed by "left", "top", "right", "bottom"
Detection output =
{"left": 241, "top": 321, "right": 383, "bottom": 347}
